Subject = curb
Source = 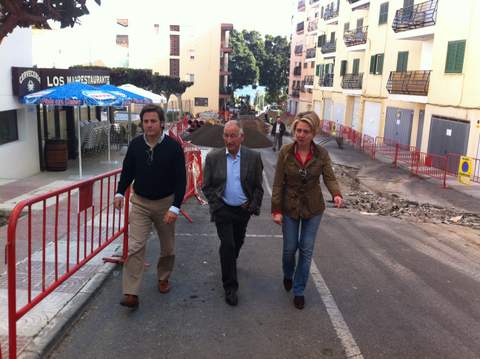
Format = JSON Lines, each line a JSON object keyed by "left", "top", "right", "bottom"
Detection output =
{"left": 18, "top": 246, "right": 122, "bottom": 359}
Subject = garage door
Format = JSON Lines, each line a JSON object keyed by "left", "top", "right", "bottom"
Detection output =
{"left": 362, "top": 101, "right": 381, "bottom": 139}
{"left": 334, "top": 103, "right": 346, "bottom": 125}
{"left": 352, "top": 97, "right": 361, "bottom": 131}
{"left": 323, "top": 99, "right": 333, "bottom": 121}
{"left": 384, "top": 107, "right": 413, "bottom": 145}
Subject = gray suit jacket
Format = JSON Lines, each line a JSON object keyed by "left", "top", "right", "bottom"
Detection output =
{"left": 202, "top": 146, "right": 264, "bottom": 217}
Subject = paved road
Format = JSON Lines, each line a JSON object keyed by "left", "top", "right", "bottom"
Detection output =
{"left": 49, "top": 147, "right": 480, "bottom": 359}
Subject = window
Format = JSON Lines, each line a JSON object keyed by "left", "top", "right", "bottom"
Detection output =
{"left": 445, "top": 40, "right": 466, "bottom": 73}
{"left": 318, "top": 35, "right": 326, "bottom": 47}
{"left": 116, "top": 35, "right": 128, "bottom": 48}
{"left": 170, "top": 25, "right": 180, "bottom": 32}
{"left": 369, "top": 54, "right": 384, "bottom": 75}
{"left": 194, "top": 97, "right": 208, "bottom": 107}
{"left": 304, "top": 62, "right": 308, "bottom": 69}
{"left": 403, "top": 0, "right": 414, "bottom": 9}
{"left": 170, "top": 58, "right": 180, "bottom": 77}
{"left": 356, "top": 18, "right": 364, "bottom": 30}
{"left": 344, "top": 22, "right": 350, "bottom": 34}
{"left": 318, "top": 64, "right": 324, "bottom": 78}
{"left": 189, "top": 49, "right": 195, "bottom": 60}
{"left": 340, "top": 60, "right": 347, "bottom": 76}
{"left": 396, "top": 51, "right": 409, "bottom": 72}
{"left": 379, "top": 2, "right": 389, "bottom": 25}
{"left": 0, "top": 110, "right": 19, "bottom": 145}
{"left": 330, "top": 32, "right": 335, "bottom": 43}
{"left": 352, "top": 59, "right": 360, "bottom": 75}
{"left": 311, "top": 62, "right": 315, "bottom": 68}
{"left": 170, "top": 35, "right": 180, "bottom": 56}
{"left": 316, "top": 64, "right": 321, "bottom": 76}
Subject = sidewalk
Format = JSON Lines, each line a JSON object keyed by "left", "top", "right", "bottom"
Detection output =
{"left": 0, "top": 136, "right": 479, "bottom": 357}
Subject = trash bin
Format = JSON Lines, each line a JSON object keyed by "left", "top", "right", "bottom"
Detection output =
{"left": 45, "top": 139, "right": 68, "bottom": 171}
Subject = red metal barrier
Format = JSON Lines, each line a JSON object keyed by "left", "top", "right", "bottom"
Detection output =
{"left": 362, "top": 134, "right": 376, "bottom": 158}
{"left": 6, "top": 169, "right": 129, "bottom": 358}
{"left": 412, "top": 151, "right": 447, "bottom": 188}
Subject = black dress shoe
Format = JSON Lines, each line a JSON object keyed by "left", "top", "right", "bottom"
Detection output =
{"left": 283, "top": 278, "right": 293, "bottom": 292}
{"left": 225, "top": 290, "right": 238, "bottom": 306}
{"left": 293, "top": 295, "right": 305, "bottom": 310}
{"left": 120, "top": 294, "right": 139, "bottom": 308}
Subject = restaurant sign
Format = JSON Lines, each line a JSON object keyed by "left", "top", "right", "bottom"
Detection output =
{"left": 12, "top": 67, "right": 111, "bottom": 97}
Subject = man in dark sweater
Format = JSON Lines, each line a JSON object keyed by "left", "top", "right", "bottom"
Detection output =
{"left": 114, "top": 104, "right": 186, "bottom": 308}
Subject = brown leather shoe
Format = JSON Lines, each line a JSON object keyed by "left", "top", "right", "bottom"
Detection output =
{"left": 120, "top": 294, "right": 139, "bottom": 308}
{"left": 158, "top": 279, "right": 171, "bottom": 293}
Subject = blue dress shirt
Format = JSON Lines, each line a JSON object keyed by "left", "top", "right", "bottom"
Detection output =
{"left": 222, "top": 148, "right": 248, "bottom": 206}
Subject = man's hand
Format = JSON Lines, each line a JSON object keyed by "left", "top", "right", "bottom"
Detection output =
{"left": 272, "top": 213, "right": 283, "bottom": 225}
{"left": 333, "top": 195, "right": 343, "bottom": 208}
{"left": 114, "top": 197, "right": 124, "bottom": 210}
{"left": 163, "top": 210, "right": 178, "bottom": 224}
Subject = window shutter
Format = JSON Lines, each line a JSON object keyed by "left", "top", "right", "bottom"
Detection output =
{"left": 340, "top": 60, "right": 347, "bottom": 76}
{"left": 396, "top": 51, "right": 408, "bottom": 72}
{"left": 376, "top": 54, "right": 384, "bottom": 74}
{"left": 370, "top": 55, "right": 376, "bottom": 74}
{"left": 353, "top": 59, "right": 360, "bottom": 75}
{"left": 318, "top": 35, "right": 326, "bottom": 47}
{"left": 454, "top": 40, "right": 466, "bottom": 73}
{"left": 316, "top": 65, "right": 320, "bottom": 76}
{"left": 379, "top": 2, "right": 389, "bottom": 25}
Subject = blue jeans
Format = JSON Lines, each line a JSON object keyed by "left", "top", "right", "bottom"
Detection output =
{"left": 282, "top": 214, "right": 323, "bottom": 296}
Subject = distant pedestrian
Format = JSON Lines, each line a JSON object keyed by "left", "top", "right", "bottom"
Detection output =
{"left": 264, "top": 112, "right": 269, "bottom": 123}
{"left": 115, "top": 104, "right": 186, "bottom": 309}
{"left": 270, "top": 115, "right": 286, "bottom": 152}
{"left": 271, "top": 111, "right": 343, "bottom": 310}
{"left": 202, "top": 120, "right": 264, "bottom": 306}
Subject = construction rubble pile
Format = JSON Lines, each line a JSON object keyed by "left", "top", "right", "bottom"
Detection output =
{"left": 334, "top": 164, "right": 480, "bottom": 230}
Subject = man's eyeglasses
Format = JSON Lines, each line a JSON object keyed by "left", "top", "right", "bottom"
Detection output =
{"left": 146, "top": 148, "right": 154, "bottom": 165}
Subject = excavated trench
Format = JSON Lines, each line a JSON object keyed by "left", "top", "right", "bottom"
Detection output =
{"left": 332, "top": 163, "right": 480, "bottom": 230}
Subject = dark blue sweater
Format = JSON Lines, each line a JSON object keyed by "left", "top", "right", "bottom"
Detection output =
{"left": 116, "top": 135, "right": 186, "bottom": 208}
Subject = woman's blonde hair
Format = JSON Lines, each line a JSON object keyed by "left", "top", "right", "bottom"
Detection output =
{"left": 292, "top": 111, "right": 320, "bottom": 134}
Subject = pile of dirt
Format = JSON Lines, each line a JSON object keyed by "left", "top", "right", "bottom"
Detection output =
{"left": 333, "top": 164, "right": 480, "bottom": 229}
{"left": 188, "top": 124, "right": 272, "bottom": 148}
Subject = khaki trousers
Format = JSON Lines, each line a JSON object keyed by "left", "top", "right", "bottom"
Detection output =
{"left": 122, "top": 193, "right": 175, "bottom": 295}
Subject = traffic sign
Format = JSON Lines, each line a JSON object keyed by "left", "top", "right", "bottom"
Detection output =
{"left": 458, "top": 156, "right": 472, "bottom": 185}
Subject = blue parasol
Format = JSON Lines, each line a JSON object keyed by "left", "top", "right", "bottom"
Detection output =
{"left": 21, "top": 82, "right": 124, "bottom": 177}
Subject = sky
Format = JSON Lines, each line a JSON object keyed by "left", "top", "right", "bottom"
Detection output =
{"left": 84, "top": 0, "right": 295, "bottom": 38}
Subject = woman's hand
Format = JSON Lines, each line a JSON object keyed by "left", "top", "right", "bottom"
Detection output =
{"left": 272, "top": 213, "right": 283, "bottom": 225}
{"left": 333, "top": 195, "right": 343, "bottom": 208}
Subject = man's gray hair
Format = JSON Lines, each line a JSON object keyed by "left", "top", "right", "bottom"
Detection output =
{"left": 224, "top": 120, "right": 244, "bottom": 135}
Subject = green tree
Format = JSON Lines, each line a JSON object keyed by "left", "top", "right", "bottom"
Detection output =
{"left": 261, "top": 35, "right": 290, "bottom": 104}
{"left": 0, "top": 0, "right": 101, "bottom": 44}
{"left": 229, "top": 29, "right": 259, "bottom": 90}
{"left": 241, "top": 30, "right": 266, "bottom": 72}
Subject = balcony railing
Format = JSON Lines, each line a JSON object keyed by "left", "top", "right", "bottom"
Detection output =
{"left": 386, "top": 70, "right": 431, "bottom": 96}
{"left": 306, "top": 48, "right": 316, "bottom": 59}
{"left": 341, "top": 73, "right": 363, "bottom": 89}
{"left": 298, "top": 0, "right": 305, "bottom": 10}
{"left": 392, "top": 0, "right": 438, "bottom": 33}
{"left": 291, "top": 90, "right": 300, "bottom": 98}
{"left": 309, "top": 0, "right": 320, "bottom": 4}
{"left": 319, "top": 74, "right": 334, "bottom": 87}
{"left": 321, "top": 40, "right": 336, "bottom": 54}
{"left": 324, "top": 7, "right": 339, "bottom": 21}
{"left": 344, "top": 26, "right": 368, "bottom": 47}
{"left": 348, "top": 0, "right": 362, "bottom": 3}
{"left": 296, "top": 22, "right": 305, "bottom": 33}
{"left": 294, "top": 45, "right": 303, "bottom": 55}
{"left": 304, "top": 75, "right": 314, "bottom": 86}
{"left": 293, "top": 67, "right": 302, "bottom": 76}
{"left": 308, "top": 20, "right": 318, "bottom": 32}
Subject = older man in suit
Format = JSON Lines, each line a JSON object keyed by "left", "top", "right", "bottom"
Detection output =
{"left": 202, "top": 120, "right": 264, "bottom": 306}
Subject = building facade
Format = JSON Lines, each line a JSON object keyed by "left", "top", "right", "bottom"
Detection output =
{"left": 32, "top": 3, "right": 232, "bottom": 115}
{"left": 288, "top": 0, "right": 480, "bottom": 161}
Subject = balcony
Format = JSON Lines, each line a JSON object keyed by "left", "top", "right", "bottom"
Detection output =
{"left": 344, "top": 26, "right": 368, "bottom": 49}
{"left": 305, "top": 48, "right": 316, "bottom": 60}
{"left": 293, "top": 67, "right": 302, "bottom": 76}
{"left": 348, "top": 0, "right": 370, "bottom": 10}
{"left": 341, "top": 73, "right": 363, "bottom": 89}
{"left": 308, "top": 20, "right": 318, "bottom": 32}
{"left": 386, "top": 70, "right": 431, "bottom": 97}
{"left": 309, "top": 0, "right": 320, "bottom": 5}
{"left": 304, "top": 75, "right": 314, "bottom": 87}
{"left": 321, "top": 40, "right": 336, "bottom": 55}
{"left": 298, "top": 0, "right": 305, "bottom": 11}
{"left": 296, "top": 22, "right": 305, "bottom": 34}
{"left": 324, "top": 7, "right": 339, "bottom": 23}
{"left": 291, "top": 90, "right": 300, "bottom": 98}
{"left": 392, "top": 0, "right": 438, "bottom": 40}
{"left": 319, "top": 74, "right": 334, "bottom": 88}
